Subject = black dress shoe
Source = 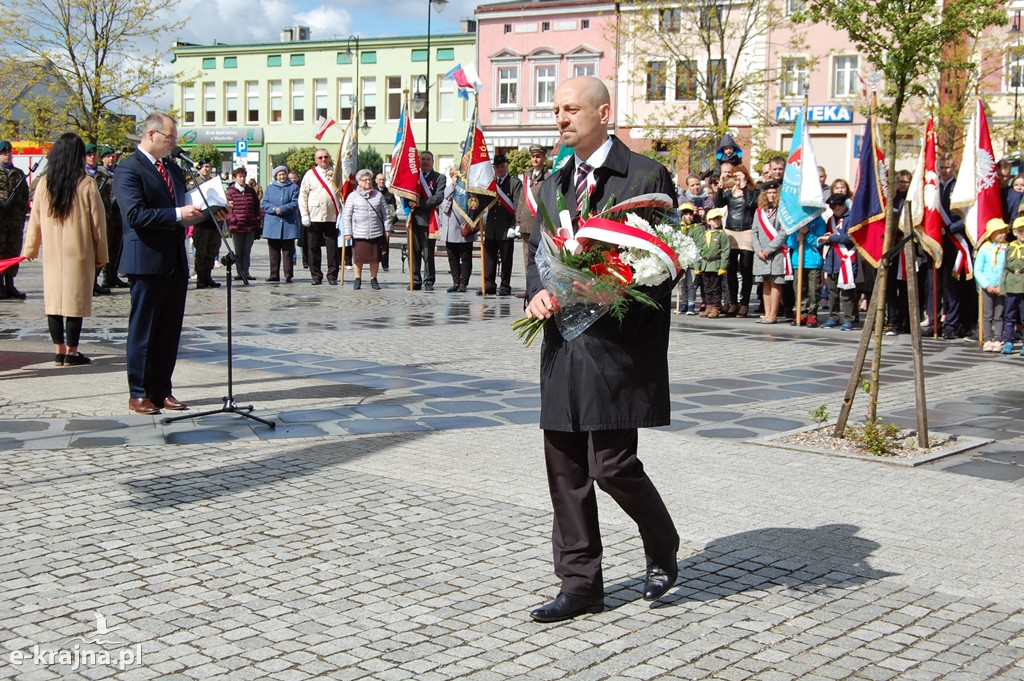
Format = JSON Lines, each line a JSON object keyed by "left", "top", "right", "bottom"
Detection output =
{"left": 457, "top": 285, "right": 467, "bottom": 292}
{"left": 424, "top": 283, "right": 434, "bottom": 291}
{"left": 642, "top": 542, "right": 679, "bottom": 601}
{"left": 446, "top": 285, "right": 460, "bottom": 292}
{"left": 529, "top": 593, "right": 604, "bottom": 623}
{"left": 476, "top": 288, "right": 496, "bottom": 296}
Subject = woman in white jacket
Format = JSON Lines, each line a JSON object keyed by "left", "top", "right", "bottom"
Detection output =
{"left": 340, "top": 169, "right": 393, "bottom": 290}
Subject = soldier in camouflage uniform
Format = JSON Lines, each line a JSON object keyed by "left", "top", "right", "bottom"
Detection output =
{"left": 0, "top": 140, "right": 30, "bottom": 299}
{"left": 95, "top": 147, "right": 127, "bottom": 289}
{"left": 187, "top": 158, "right": 223, "bottom": 288}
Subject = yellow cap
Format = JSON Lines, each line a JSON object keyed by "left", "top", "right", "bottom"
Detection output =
{"left": 706, "top": 208, "right": 724, "bottom": 220}
{"left": 679, "top": 202, "right": 696, "bottom": 213}
{"left": 1013, "top": 216, "right": 1024, "bottom": 231}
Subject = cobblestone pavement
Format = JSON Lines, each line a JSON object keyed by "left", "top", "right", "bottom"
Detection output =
{"left": 2, "top": 249, "right": 1023, "bottom": 680}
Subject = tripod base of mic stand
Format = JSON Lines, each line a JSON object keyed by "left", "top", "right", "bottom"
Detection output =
{"left": 163, "top": 397, "right": 276, "bottom": 428}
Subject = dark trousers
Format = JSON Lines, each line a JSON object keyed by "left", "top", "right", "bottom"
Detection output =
{"left": 726, "top": 249, "right": 754, "bottom": 307}
{"left": 380, "top": 234, "right": 391, "bottom": 269}
{"left": 231, "top": 231, "right": 256, "bottom": 278}
{"left": 307, "top": 221, "right": 339, "bottom": 283}
{"left": 102, "top": 217, "right": 123, "bottom": 282}
{"left": 941, "top": 261, "right": 972, "bottom": 335}
{"left": 886, "top": 267, "right": 909, "bottom": 332}
{"left": 47, "top": 315, "right": 83, "bottom": 347}
{"left": 825, "top": 273, "right": 859, "bottom": 323}
{"left": 411, "top": 226, "right": 436, "bottom": 287}
{"left": 447, "top": 242, "right": 473, "bottom": 287}
{"left": 543, "top": 428, "right": 678, "bottom": 597}
{"left": 1003, "top": 293, "right": 1024, "bottom": 343}
{"left": 702, "top": 272, "right": 723, "bottom": 308}
{"left": 192, "top": 223, "right": 222, "bottom": 273}
{"left": 126, "top": 270, "right": 188, "bottom": 400}
{"left": 484, "top": 239, "right": 514, "bottom": 293}
{"left": 267, "top": 238, "right": 295, "bottom": 280}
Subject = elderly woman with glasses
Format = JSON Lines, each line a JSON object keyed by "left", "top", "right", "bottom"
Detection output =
{"left": 340, "top": 168, "right": 392, "bottom": 290}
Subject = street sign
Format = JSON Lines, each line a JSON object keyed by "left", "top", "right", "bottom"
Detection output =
{"left": 236, "top": 140, "right": 248, "bottom": 155}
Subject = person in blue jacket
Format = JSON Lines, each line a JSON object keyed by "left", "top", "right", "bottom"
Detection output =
{"left": 261, "top": 165, "right": 300, "bottom": 282}
{"left": 787, "top": 214, "right": 827, "bottom": 327}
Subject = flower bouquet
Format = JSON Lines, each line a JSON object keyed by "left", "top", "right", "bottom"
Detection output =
{"left": 512, "top": 190, "right": 700, "bottom": 347}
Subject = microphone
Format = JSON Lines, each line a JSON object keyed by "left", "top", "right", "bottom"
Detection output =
{"left": 171, "top": 146, "right": 197, "bottom": 167}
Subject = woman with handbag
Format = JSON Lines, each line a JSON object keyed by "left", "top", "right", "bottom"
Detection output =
{"left": 340, "top": 169, "right": 392, "bottom": 290}
{"left": 439, "top": 166, "right": 475, "bottom": 292}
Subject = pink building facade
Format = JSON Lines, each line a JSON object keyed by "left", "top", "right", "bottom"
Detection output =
{"left": 474, "top": 0, "right": 618, "bottom": 155}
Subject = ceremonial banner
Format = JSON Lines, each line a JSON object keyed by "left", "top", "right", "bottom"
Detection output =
{"left": 950, "top": 98, "right": 1002, "bottom": 246}
{"left": 445, "top": 63, "right": 484, "bottom": 99}
{"left": 452, "top": 102, "right": 496, "bottom": 227}
{"left": 779, "top": 107, "right": 826, "bottom": 234}
{"left": 908, "top": 118, "right": 944, "bottom": 265}
{"left": 333, "top": 116, "right": 358, "bottom": 202}
{"left": 847, "top": 116, "right": 887, "bottom": 267}
{"left": 388, "top": 102, "right": 421, "bottom": 204}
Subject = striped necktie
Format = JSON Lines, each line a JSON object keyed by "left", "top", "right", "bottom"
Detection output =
{"left": 155, "top": 159, "right": 174, "bottom": 198}
{"left": 575, "top": 162, "right": 592, "bottom": 214}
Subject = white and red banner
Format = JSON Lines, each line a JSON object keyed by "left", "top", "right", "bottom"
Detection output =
{"left": 388, "top": 103, "right": 421, "bottom": 204}
{"left": 523, "top": 174, "right": 539, "bottom": 217}
{"left": 334, "top": 116, "right": 358, "bottom": 202}
{"left": 445, "top": 63, "right": 484, "bottom": 100}
{"left": 313, "top": 115, "right": 336, "bottom": 140}
{"left": 950, "top": 98, "right": 1002, "bottom": 246}
{"left": 453, "top": 102, "right": 497, "bottom": 227}
{"left": 576, "top": 217, "right": 681, "bottom": 280}
{"left": 908, "top": 118, "right": 944, "bottom": 266}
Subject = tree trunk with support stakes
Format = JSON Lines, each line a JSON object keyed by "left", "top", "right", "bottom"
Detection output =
{"left": 901, "top": 207, "right": 929, "bottom": 447}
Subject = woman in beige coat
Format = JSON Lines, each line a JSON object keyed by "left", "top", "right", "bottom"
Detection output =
{"left": 22, "top": 133, "right": 107, "bottom": 366}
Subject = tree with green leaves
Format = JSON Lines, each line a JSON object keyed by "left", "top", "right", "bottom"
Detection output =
{"left": 616, "top": 0, "right": 793, "bottom": 164}
{"left": 357, "top": 147, "right": 385, "bottom": 175}
{"left": 0, "top": 0, "right": 187, "bottom": 145}
{"left": 796, "top": 0, "right": 1004, "bottom": 432}
{"left": 287, "top": 147, "right": 318, "bottom": 180}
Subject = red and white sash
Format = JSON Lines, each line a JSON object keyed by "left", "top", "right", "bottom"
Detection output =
{"left": 576, "top": 217, "right": 681, "bottom": 279}
{"left": 756, "top": 208, "right": 792, "bottom": 280}
{"left": 523, "top": 173, "right": 539, "bottom": 217}
{"left": 836, "top": 245, "right": 857, "bottom": 289}
{"left": 495, "top": 177, "right": 515, "bottom": 214}
{"left": 313, "top": 167, "right": 341, "bottom": 215}
{"left": 951, "top": 233, "right": 974, "bottom": 279}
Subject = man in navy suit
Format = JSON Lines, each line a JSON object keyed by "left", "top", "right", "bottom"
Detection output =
{"left": 115, "top": 113, "right": 220, "bottom": 415}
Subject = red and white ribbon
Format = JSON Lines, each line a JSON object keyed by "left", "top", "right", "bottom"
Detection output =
{"left": 313, "top": 167, "right": 341, "bottom": 215}
{"left": 523, "top": 174, "right": 539, "bottom": 217}
{"left": 757, "top": 208, "right": 792, "bottom": 279}
{"left": 576, "top": 217, "right": 680, "bottom": 279}
{"left": 837, "top": 244, "right": 857, "bottom": 290}
{"left": 951, "top": 233, "right": 973, "bottom": 278}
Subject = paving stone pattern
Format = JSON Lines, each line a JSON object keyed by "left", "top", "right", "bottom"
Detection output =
{"left": 1, "top": 250, "right": 1023, "bottom": 679}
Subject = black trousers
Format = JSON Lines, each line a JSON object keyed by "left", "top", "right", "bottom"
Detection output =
{"left": 307, "top": 221, "right": 339, "bottom": 283}
{"left": 726, "top": 249, "right": 754, "bottom": 307}
{"left": 447, "top": 242, "right": 473, "bottom": 287}
{"left": 411, "top": 226, "right": 436, "bottom": 287}
{"left": 126, "top": 270, "right": 188, "bottom": 400}
{"left": 483, "top": 239, "right": 514, "bottom": 293}
{"left": 267, "top": 238, "right": 295, "bottom": 280}
{"left": 543, "top": 428, "right": 678, "bottom": 598}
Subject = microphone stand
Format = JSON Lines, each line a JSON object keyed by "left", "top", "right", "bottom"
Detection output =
{"left": 163, "top": 155, "right": 276, "bottom": 429}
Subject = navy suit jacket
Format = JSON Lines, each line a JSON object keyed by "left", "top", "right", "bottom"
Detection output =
{"left": 114, "top": 149, "right": 189, "bottom": 275}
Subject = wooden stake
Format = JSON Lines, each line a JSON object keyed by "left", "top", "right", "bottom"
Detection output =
{"left": 902, "top": 208, "right": 929, "bottom": 447}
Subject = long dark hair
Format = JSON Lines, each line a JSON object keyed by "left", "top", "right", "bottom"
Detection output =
{"left": 45, "top": 133, "right": 87, "bottom": 221}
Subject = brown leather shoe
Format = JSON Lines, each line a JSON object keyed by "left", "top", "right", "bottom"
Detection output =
{"left": 736, "top": 305, "right": 749, "bottom": 318}
{"left": 129, "top": 397, "right": 161, "bottom": 415}
{"left": 161, "top": 395, "right": 188, "bottom": 411}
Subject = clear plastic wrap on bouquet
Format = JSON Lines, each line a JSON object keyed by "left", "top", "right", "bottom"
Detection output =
{"left": 535, "top": 245, "right": 608, "bottom": 342}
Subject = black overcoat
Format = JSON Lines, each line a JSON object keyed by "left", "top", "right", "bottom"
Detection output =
{"left": 525, "top": 136, "right": 677, "bottom": 432}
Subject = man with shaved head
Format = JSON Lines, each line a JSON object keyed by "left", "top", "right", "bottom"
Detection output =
{"left": 524, "top": 76, "right": 680, "bottom": 623}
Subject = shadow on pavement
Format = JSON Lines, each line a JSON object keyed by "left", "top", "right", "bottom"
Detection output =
{"left": 123, "top": 431, "right": 428, "bottom": 509}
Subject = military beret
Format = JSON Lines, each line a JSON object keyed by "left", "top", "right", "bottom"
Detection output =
{"left": 0, "top": 140, "right": 12, "bottom": 153}
{"left": 100, "top": 146, "right": 116, "bottom": 157}
{"left": 84, "top": 143, "right": 98, "bottom": 154}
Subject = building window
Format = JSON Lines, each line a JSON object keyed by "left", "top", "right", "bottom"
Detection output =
{"left": 291, "top": 80, "right": 305, "bottom": 123}
{"left": 646, "top": 61, "right": 667, "bottom": 101}
{"left": 361, "top": 52, "right": 377, "bottom": 64}
{"left": 269, "top": 80, "right": 282, "bottom": 123}
{"left": 224, "top": 82, "right": 238, "bottom": 123}
{"left": 660, "top": 9, "right": 682, "bottom": 32}
{"left": 412, "top": 75, "right": 427, "bottom": 120}
{"left": 787, "top": 0, "right": 806, "bottom": 13}
{"left": 268, "top": 55, "right": 282, "bottom": 67}
{"left": 363, "top": 77, "right": 376, "bottom": 121}
{"left": 337, "top": 52, "right": 353, "bottom": 65}
{"left": 542, "top": 21, "right": 550, "bottom": 31}
{"left": 202, "top": 57, "right": 216, "bottom": 69}
{"left": 387, "top": 76, "right": 403, "bottom": 121}
{"left": 182, "top": 85, "right": 195, "bottom": 124}
{"left": 224, "top": 56, "right": 237, "bottom": 68}
{"left": 833, "top": 55, "right": 859, "bottom": 98}
{"left": 699, "top": 5, "right": 723, "bottom": 32}
{"left": 1008, "top": 47, "right": 1024, "bottom": 90}
{"left": 573, "top": 63, "right": 596, "bottom": 77}
{"left": 412, "top": 49, "right": 428, "bottom": 62}
{"left": 290, "top": 54, "right": 305, "bottom": 67}
{"left": 675, "top": 59, "right": 698, "bottom": 100}
{"left": 581, "top": 19, "right": 590, "bottom": 29}
{"left": 245, "top": 81, "right": 259, "bottom": 123}
{"left": 203, "top": 82, "right": 216, "bottom": 123}
{"left": 314, "top": 78, "right": 328, "bottom": 120}
{"left": 781, "top": 57, "right": 808, "bottom": 98}
{"left": 535, "top": 65, "right": 556, "bottom": 105}
{"left": 709, "top": 59, "right": 726, "bottom": 99}
{"left": 439, "top": 78, "right": 454, "bottom": 121}
{"left": 338, "top": 78, "right": 353, "bottom": 120}
{"left": 437, "top": 48, "right": 455, "bottom": 61}
{"left": 498, "top": 66, "right": 518, "bottom": 105}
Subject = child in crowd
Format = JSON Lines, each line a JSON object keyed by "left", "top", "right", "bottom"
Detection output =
{"left": 818, "top": 193, "right": 859, "bottom": 330}
{"left": 975, "top": 218, "right": 1008, "bottom": 352}
{"left": 787, "top": 214, "right": 827, "bottom": 327}
{"left": 675, "top": 203, "right": 702, "bottom": 315}
{"left": 696, "top": 208, "right": 730, "bottom": 318}
{"left": 1000, "top": 218, "right": 1024, "bottom": 355}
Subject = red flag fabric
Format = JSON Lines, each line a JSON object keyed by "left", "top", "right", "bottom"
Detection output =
{"left": 908, "top": 118, "right": 943, "bottom": 265}
{"left": 0, "top": 255, "right": 26, "bottom": 274}
{"left": 847, "top": 116, "right": 888, "bottom": 267}
{"left": 951, "top": 99, "right": 1002, "bottom": 246}
{"left": 388, "top": 103, "right": 421, "bottom": 205}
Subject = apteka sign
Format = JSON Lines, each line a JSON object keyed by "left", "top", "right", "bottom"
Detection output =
{"left": 776, "top": 105, "right": 854, "bottom": 124}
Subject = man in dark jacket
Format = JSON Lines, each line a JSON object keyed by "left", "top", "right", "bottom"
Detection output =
{"left": 0, "top": 139, "right": 30, "bottom": 299}
{"left": 410, "top": 151, "right": 445, "bottom": 290}
{"left": 524, "top": 76, "right": 680, "bottom": 624}
{"left": 515, "top": 145, "right": 549, "bottom": 281}
{"left": 480, "top": 154, "right": 521, "bottom": 296}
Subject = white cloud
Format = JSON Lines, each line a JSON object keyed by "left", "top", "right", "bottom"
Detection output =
{"left": 294, "top": 6, "right": 353, "bottom": 40}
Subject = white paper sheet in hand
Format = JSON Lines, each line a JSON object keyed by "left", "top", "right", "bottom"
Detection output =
{"left": 182, "top": 178, "right": 229, "bottom": 226}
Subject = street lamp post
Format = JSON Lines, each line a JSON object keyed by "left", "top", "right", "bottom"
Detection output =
{"left": 421, "top": 0, "right": 448, "bottom": 151}
{"left": 346, "top": 35, "right": 360, "bottom": 126}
